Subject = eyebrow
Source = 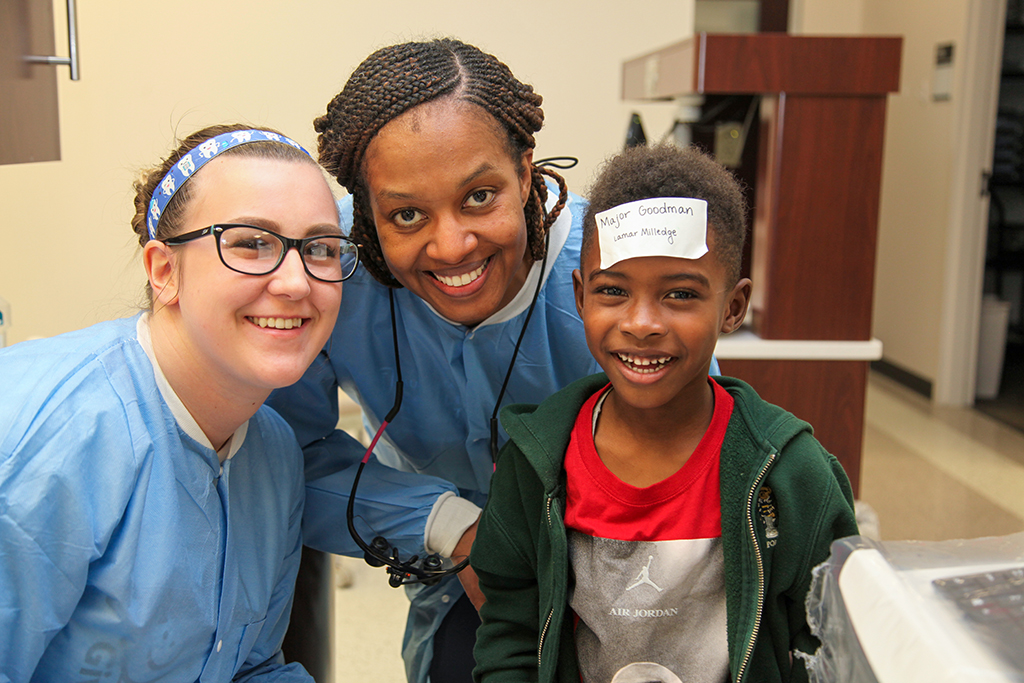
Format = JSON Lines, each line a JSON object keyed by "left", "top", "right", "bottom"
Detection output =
{"left": 230, "top": 218, "right": 342, "bottom": 237}
{"left": 459, "top": 162, "right": 498, "bottom": 188}
{"left": 375, "top": 162, "right": 499, "bottom": 202}
{"left": 588, "top": 268, "right": 711, "bottom": 289}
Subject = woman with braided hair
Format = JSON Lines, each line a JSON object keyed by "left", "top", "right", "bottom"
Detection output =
{"left": 266, "top": 37, "right": 602, "bottom": 682}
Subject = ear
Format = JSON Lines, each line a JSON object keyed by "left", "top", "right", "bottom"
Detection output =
{"left": 572, "top": 268, "right": 585, "bottom": 319}
{"left": 721, "top": 277, "right": 752, "bottom": 334}
{"left": 519, "top": 149, "right": 534, "bottom": 207}
{"left": 143, "top": 240, "right": 180, "bottom": 307}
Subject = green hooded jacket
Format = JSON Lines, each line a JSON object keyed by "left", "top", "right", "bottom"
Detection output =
{"left": 471, "top": 373, "right": 858, "bottom": 683}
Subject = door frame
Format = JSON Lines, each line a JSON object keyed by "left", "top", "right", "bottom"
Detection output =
{"left": 935, "top": 0, "right": 1006, "bottom": 405}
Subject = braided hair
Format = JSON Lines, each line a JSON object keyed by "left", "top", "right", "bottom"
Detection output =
{"left": 314, "top": 38, "right": 567, "bottom": 288}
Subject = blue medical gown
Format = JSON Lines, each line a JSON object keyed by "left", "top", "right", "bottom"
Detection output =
{"left": 0, "top": 316, "right": 310, "bottom": 682}
{"left": 268, "top": 190, "right": 721, "bottom": 682}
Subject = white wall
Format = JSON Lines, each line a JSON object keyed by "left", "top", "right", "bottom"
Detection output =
{"left": 789, "top": 0, "right": 864, "bottom": 34}
{"left": 5, "top": 0, "right": 988, "bottom": 400}
{"left": 864, "top": 0, "right": 978, "bottom": 388}
{"left": 0, "top": 0, "right": 695, "bottom": 345}
{"left": 793, "top": 0, "right": 978, "bottom": 389}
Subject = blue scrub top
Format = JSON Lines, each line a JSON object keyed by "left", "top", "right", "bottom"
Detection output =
{"left": 271, "top": 190, "right": 599, "bottom": 558}
{"left": 268, "top": 187, "right": 721, "bottom": 683}
{"left": 0, "top": 315, "right": 311, "bottom": 682}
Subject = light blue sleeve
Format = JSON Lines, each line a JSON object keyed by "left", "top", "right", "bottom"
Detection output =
{"left": 268, "top": 351, "right": 460, "bottom": 558}
{"left": 0, "top": 375, "right": 136, "bottom": 682}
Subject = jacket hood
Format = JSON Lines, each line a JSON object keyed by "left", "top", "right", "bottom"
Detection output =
{"left": 499, "top": 373, "right": 608, "bottom": 491}
{"left": 499, "top": 373, "right": 815, "bottom": 490}
{"left": 716, "top": 375, "right": 815, "bottom": 457}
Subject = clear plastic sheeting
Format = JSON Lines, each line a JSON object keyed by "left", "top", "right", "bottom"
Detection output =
{"left": 805, "top": 533, "right": 1024, "bottom": 683}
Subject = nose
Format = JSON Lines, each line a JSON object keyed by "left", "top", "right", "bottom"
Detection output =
{"left": 619, "top": 298, "right": 667, "bottom": 340}
{"left": 425, "top": 212, "right": 478, "bottom": 264}
{"left": 267, "top": 248, "right": 312, "bottom": 299}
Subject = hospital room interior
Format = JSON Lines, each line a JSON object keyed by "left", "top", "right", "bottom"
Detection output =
{"left": 2, "top": 0, "right": 1024, "bottom": 680}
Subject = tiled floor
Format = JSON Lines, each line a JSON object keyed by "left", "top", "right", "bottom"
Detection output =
{"left": 859, "top": 373, "right": 1024, "bottom": 541}
{"left": 330, "top": 557, "right": 409, "bottom": 683}
{"left": 330, "top": 371, "right": 1024, "bottom": 681}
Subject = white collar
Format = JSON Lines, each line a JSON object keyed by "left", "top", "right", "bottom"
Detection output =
{"left": 592, "top": 385, "right": 612, "bottom": 436}
{"left": 136, "top": 313, "right": 247, "bottom": 462}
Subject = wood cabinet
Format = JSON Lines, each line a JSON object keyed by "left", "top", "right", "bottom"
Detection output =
{"left": 0, "top": 0, "right": 69, "bottom": 165}
{"left": 623, "top": 34, "right": 903, "bottom": 495}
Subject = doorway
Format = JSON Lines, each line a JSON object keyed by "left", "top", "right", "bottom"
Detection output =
{"left": 978, "top": 0, "right": 1024, "bottom": 432}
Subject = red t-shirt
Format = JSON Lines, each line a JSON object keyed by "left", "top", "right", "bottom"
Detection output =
{"left": 564, "top": 379, "right": 734, "bottom": 683}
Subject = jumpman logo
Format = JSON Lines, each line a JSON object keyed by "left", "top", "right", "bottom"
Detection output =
{"left": 626, "top": 555, "right": 663, "bottom": 592}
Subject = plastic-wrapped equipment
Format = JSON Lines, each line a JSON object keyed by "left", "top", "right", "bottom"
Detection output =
{"left": 805, "top": 533, "right": 1024, "bottom": 683}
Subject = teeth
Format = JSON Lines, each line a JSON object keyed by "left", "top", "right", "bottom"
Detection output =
{"left": 434, "top": 262, "right": 486, "bottom": 288}
{"left": 616, "top": 353, "right": 672, "bottom": 373}
{"left": 251, "top": 317, "right": 303, "bottom": 329}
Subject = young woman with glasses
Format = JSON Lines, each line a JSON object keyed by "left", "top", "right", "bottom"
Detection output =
{"left": 0, "top": 124, "right": 356, "bottom": 681}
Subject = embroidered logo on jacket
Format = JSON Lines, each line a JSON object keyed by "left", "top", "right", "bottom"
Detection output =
{"left": 757, "top": 486, "right": 779, "bottom": 546}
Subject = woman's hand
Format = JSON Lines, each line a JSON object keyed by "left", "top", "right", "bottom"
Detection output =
{"left": 453, "top": 520, "right": 485, "bottom": 609}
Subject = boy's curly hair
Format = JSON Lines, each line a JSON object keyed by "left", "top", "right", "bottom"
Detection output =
{"left": 582, "top": 144, "right": 747, "bottom": 285}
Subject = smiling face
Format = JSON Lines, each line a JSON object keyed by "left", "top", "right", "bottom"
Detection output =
{"left": 362, "top": 99, "right": 533, "bottom": 326}
{"left": 573, "top": 232, "right": 750, "bottom": 415}
{"left": 151, "top": 155, "right": 343, "bottom": 399}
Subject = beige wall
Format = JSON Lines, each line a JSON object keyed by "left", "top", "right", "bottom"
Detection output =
{"left": 0, "top": 0, "right": 695, "bottom": 345}
{"left": 3, "top": 0, "right": 989, "bottom": 399}
{"left": 862, "top": 0, "right": 973, "bottom": 385}
{"left": 793, "top": 0, "right": 976, "bottom": 387}
{"left": 790, "top": 0, "right": 864, "bottom": 34}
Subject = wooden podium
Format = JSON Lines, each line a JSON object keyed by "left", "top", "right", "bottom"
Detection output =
{"left": 623, "top": 34, "right": 903, "bottom": 495}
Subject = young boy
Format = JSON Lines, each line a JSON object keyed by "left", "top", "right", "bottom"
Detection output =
{"left": 470, "top": 145, "right": 858, "bottom": 683}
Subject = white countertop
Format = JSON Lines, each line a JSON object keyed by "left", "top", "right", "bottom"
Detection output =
{"left": 714, "top": 328, "right": 883, "bottom": 361}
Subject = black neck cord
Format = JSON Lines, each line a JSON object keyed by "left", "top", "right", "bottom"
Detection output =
{"left": 347, "top": 250, "right": 548, "bottom": 587}
{"left": 349, "top": 180, "right": 556, "bottom": 586}
{"left": 385, "top": 288, "right": 403, "bottom": 423}
{"left": 489, "top": 239, "right": 549, "bottom": 463}
{"left": 535, "top": 156, "right": 578, "bottom": 170}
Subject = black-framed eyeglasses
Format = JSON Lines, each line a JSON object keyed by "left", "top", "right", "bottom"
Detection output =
{"left": 163, "top": 224, "right": 359, "bottom": 283}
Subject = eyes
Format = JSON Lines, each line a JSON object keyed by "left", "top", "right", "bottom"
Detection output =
{"left": 392, "top": 208, "right": 425, "bottom": 228}
{"left": 594, "top": 284, "right": 698, "bottom": 302}
{"left": 223, "top": 234, "right": 274, "bottom": 258}
{"left": 221, "top": 233, "right": 340, "bottom": 260}
{"left": 387, "top": 188, "right": 497, "bottom": 229}
{"left": 304, "top": 238, "right": 340, "bottom": 260}
{"left": 465, "top": 189, "right": 494, "bottom": 208}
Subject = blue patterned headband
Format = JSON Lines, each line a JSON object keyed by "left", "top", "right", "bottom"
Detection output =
{"left": 146, "top": 129, "right": 311, "bottom": 240}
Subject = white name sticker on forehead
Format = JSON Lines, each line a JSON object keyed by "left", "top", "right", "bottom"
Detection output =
{"left": 596, "top": 197, "right": 708, "bottom": 270}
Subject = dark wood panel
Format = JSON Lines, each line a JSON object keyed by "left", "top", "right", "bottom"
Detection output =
{"left": 751, "top": 94, "right": 887, "bottom": 340}
{"left": 698, "top": 34, "right": 903, "bottom": 95}
{"left": 759, "top": 0, "right": 790, "bottom": 33}
{"left": 720, "top": 358, "right": 868, "bottom": 497}
{"left": 0, "top": 0, "right": 61, "bottom": 165}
